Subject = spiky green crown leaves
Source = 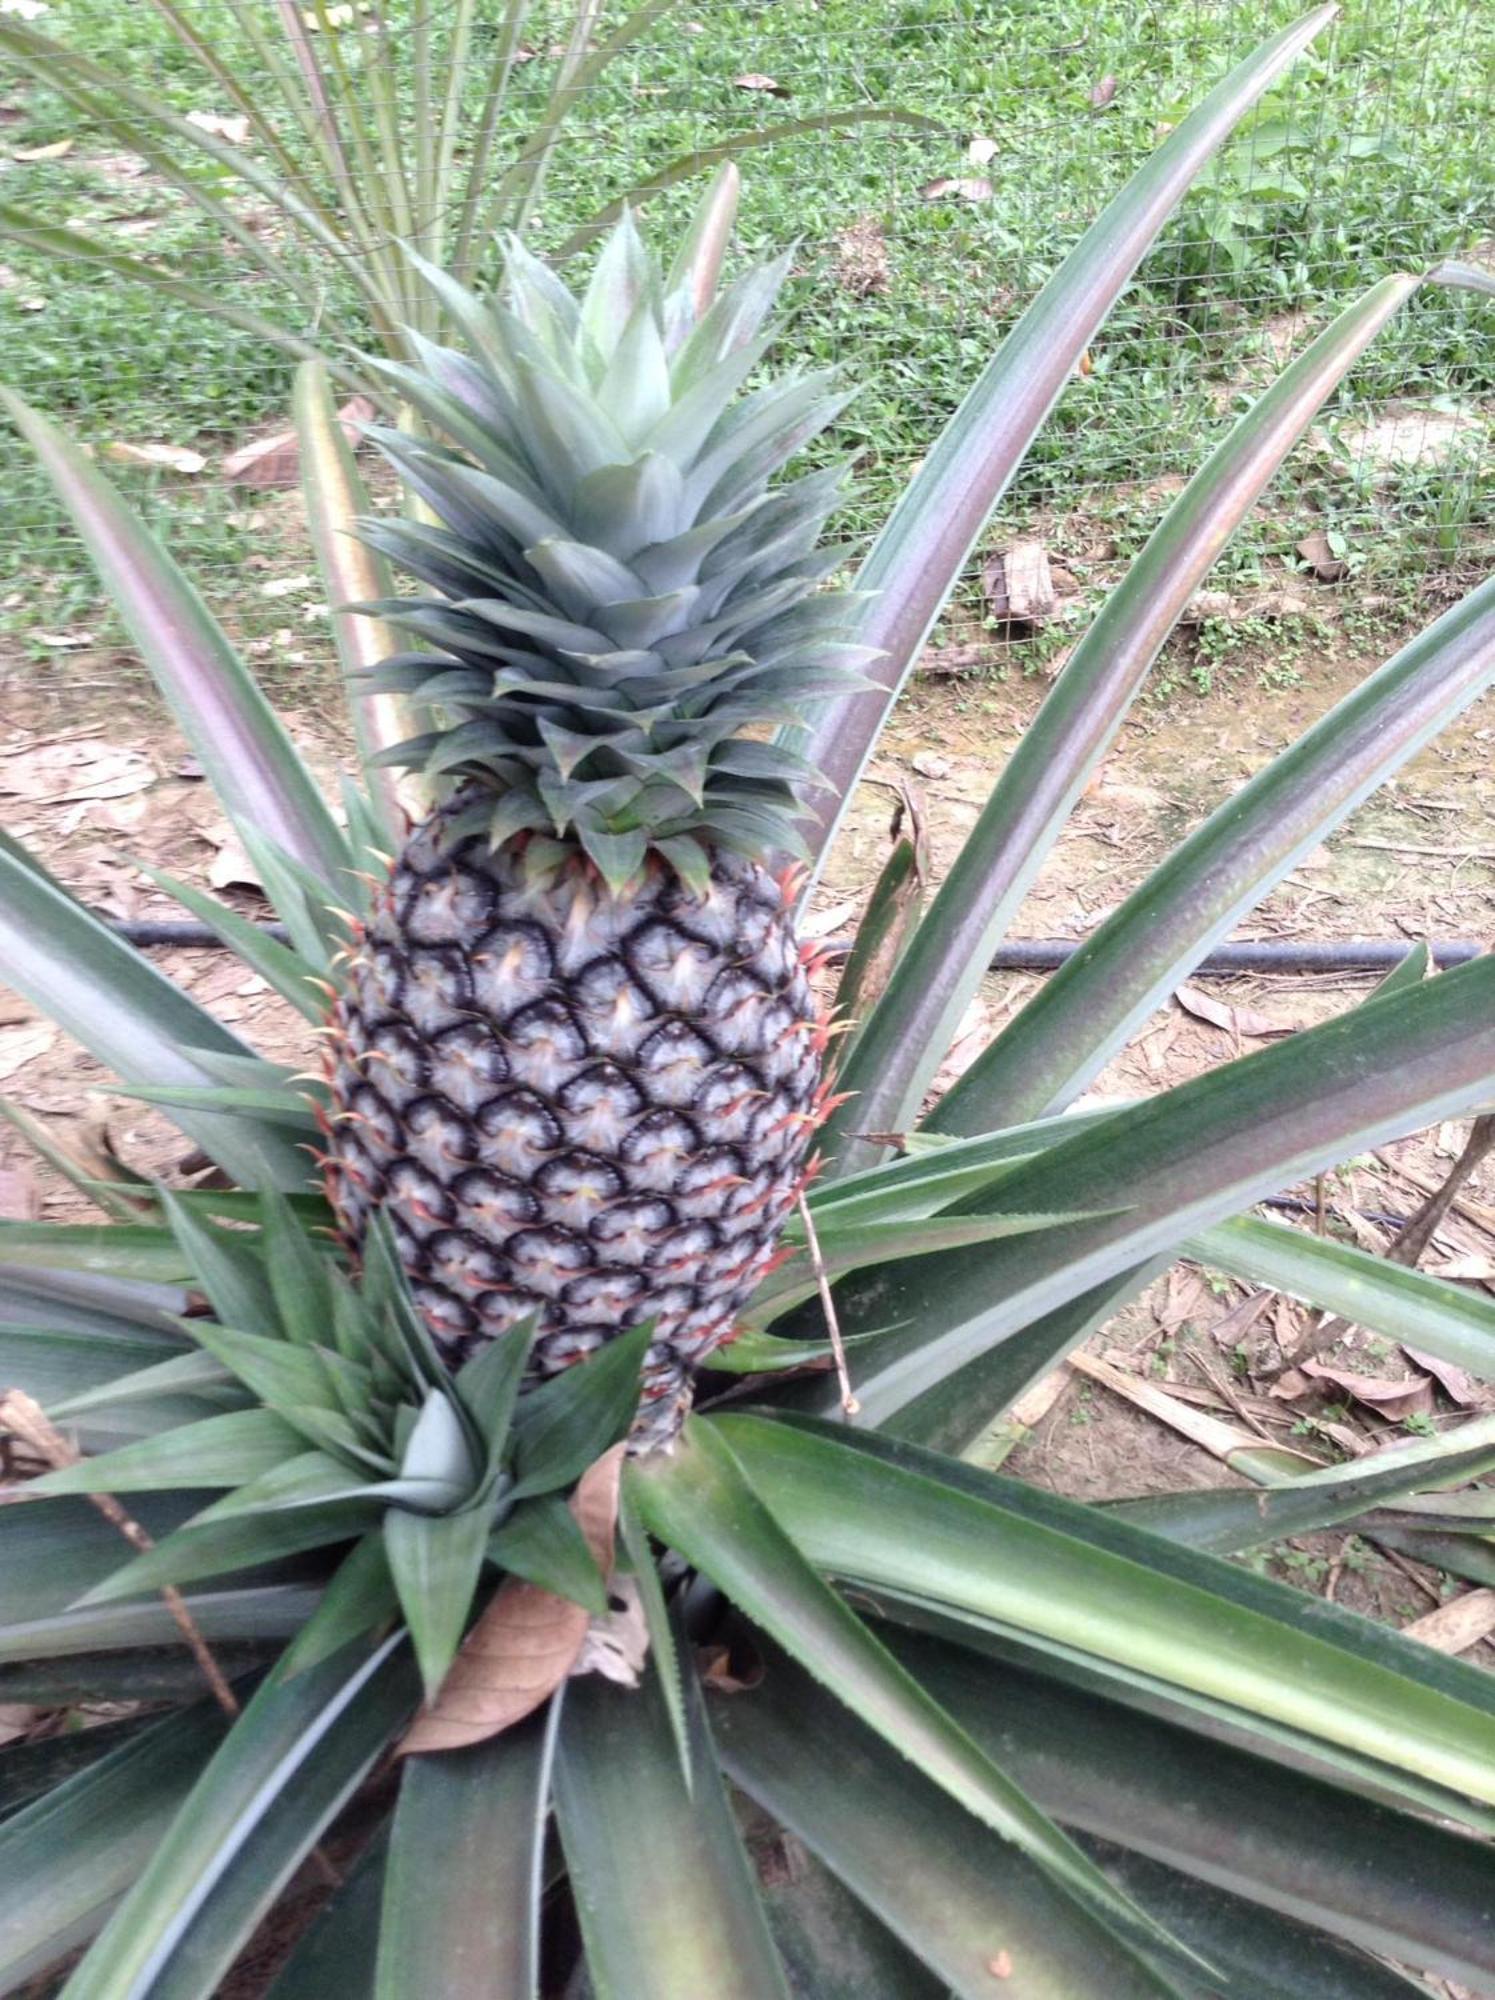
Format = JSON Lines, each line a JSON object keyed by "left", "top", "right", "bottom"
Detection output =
{"left": 357, "top": 194, "right": 875, "bottom": 890}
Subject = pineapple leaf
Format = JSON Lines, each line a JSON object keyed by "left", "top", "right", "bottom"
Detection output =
{"left": 488, "top": 1495, "right": 608, "bottom": 1615}
{"left": 710, "top": 1640, "right": 1190, "bottom": 2000}
{"left": 75, "top": 1500, "right": 374, "bottom": 1606}
{"left": 279, "top": 1531, "right": 399, "bottom": 1680}
{"left": 718, "top": 1415, "right": 1495, "bottom": 1815}
{"left": 376, "top": 1715, "right": 553, "bottom": 1999}
{"left": 455, "top": 1319, "right": 534, "bottom": 1480}
{"left": 617, "top": 1495, "right": 692, "bottom": 1794}
{"left": 259, "top": 1189, "right": 337, "bottom": 1351}
{"left": 828, "top": 272, "right": 1425, "bottom": 1166}
{"left": 30, "top": 1408, "right": 305, "bottom": 1498}
{"left": 140, "top": 864, "right": 328, "bottom": 1022}
{"left": 631, "top": 1421, "right": 1194, "bottom": 1972}
{"left": 161, "top": 1190, "right": 281, "bottom": 1339}
{"left": 58, "top": 1637, "right": 418, "bottom": 2000}
{"left": 554, "top": 1660, "right": 793, "bottom": 2000}
{"left": 0, "top": 1703, "right": 233, "bottom": 1997}
{"left": 787, "top": 4, "right": 1339, "bottom": 864}
{"left": 509, "top": 1319, "right": 655, "bottom": 1499}
{"left": 935, "top": 566, "right": 1495, "bottom": 1136}
{"left": 0, "top": 388, "right": 352, "bottom": 898}
{"left": 385, "top": 1501, "right": 494, "bottom": 1699}
{"left": 0, "top": 839, "right": 310, "bottom": 1190}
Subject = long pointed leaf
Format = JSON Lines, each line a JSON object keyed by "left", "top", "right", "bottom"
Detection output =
{"left": 632, "top": 1423, "right": 1190, "bottom": 1972}
{"left": 938, "top": 569, "right": 1495, "bottom": 1130}
{"left": 0, "top": 845, "right": 306, "bottom": 1189}
{"left": 0, "top": 1704, "right": 230, "bottom": 1993}
{"left": 716, "top": 1415, "right": 1495, "bottom": 1809}
{"left": 295, "top": 361, "right": 425, "bottom": 842}
{"left": 829, "top": 274, "right": 1419, "bottom": 1165}
{"left": 894, "top": 1631, "right": 1495, "bottom": 1992}
{"left": 62, "top": 1637, "right": 418, "bottom": 2000}
{"left": 711, "top": 1640, "right": 1183, "bottom": 1999}
{"left": 553, "top": 1666, "right": 792, "bottom": 2000}
{"left": 2, "top": 390, "right": 351, "bottom": 897}
{"left": 788, "top": 7, "right": 1336, "bottom": 864}
{"left": 377, "top": 1719, "right": 551, "bottom": 2000}
{"left": 833, "top": 954, "right": 1495, "bottom": 1423}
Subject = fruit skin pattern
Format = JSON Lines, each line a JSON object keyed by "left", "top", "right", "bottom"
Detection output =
{"left": 322, "top": 801, "right": 828, "bottom": 1450}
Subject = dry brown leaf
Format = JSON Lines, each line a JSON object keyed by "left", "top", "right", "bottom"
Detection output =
{"left": 1089, "top": 74, "right": 1119, "bottom": 108}
{"left": 1154, "top": 1265, "right": 1210, "bottom": 1337}
{"left": 966, "top": 134, "right": 997, "bottom": 165}
{"left": 1428, "top": 1253, "right": 1495, "bottom": 1282}
{"left": 105, "top": 440, "right": 207, "bottom": 475}
{"left": 0, "top": 1704, "right": 40, "bottom": 1746}
{"left": 733, "top": 72, "right": 789, "bottom": 95}
{"left": 1175, "top": 985, "right": 1294, "bottom": 1039}
{"left": 185, "top": 110, "right": 250, "bottom": 144}
{"left": 0, "top": 1161, "right": 41, "bottom": 1219}
{"left": 1401, "top": 1588, "right": 1495, "bottom": 1654}
{"left": 399, "top": 1443, "right": 626, "bottom": 1755}
{"left": 911, "top": 750, "right": 950, "bottom": 781}
{"left": 1403, "top": 1345, "right": 1482, "bottom": 1408}
{"left": 800, "top": 898, "right": 857, "bottom": 942}
{"left": 1296, "top": 527, "right": 1349, "bottom": 583}
{"left": 982, "top": 541, "right": 1056, "bottom": 625}
{"left": 1299, "top": 1358, "right": 1434, "bottom": 1421}
{"left": 223, "top": 396, "right": 373, "bottom": 489}
{"left": 1068, "top": 1349, "right": 1319, "bottom": 1470}
{"left": 0, "top": 1022, "right": 56, "bottom": 1082}
{"left": 9, "top": 137, "right": 72, "bottom": 160}
{"left": 920, "top": 175, "right": 993, "bottom": 203}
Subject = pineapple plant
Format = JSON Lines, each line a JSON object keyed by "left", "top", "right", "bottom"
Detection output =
{"left": 3, "top": 14, "right": 1495, "bottom": 1996}
{"left": 320, "top": 221, "right": 858, "bottom": 1446}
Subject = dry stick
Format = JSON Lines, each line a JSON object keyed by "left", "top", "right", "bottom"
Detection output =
{"left": 1282, "top": 1116, "right": 1495, "bottom": 1374}
{"left": 1346, "top": 838, "right": 1495, "bottom": 862}
{"left": 796, "top": 1193, "right": 861, "bottom": 1417}
{"left": 0, "top": 1391, "right": 242, "bottom": 1717}
{"left": 0, "top": 1395, "right": 349, "bottom": 1885}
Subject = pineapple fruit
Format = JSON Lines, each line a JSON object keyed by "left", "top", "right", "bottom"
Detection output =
{"left": 322, "top": 190, "right": 865, "bottom": 1449}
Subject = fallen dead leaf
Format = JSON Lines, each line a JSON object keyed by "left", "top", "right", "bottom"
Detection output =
{"left": 1401, "top": 1588, "right": 1495, "bottom": 1654}
{"left": 982, "top": 541, "right": 1056, "bottom": 625}
{"left": 0, "top": 1705, "right": 40, "bottom": 1746}
{"left": 1403, "top": 1346, "right": 1483, "bottom": 1408}
{"left": 31, "top": 628, "right": 93, "bottom": 648}
{"left": 185, "top": 109, "right": 251, "bottom": 144}
{"left": 398, "top": 1443, "right": 626, "bottom": 1755}
{"left": 920, "top": 176, "right": 993, "bottom": 203}
{"left": 966, "top": 134, "right": 997, "bottom": 165}
{"left": 1296, "top": 527, "right": 1349, "bottom": 583}
{"left": 1175, "top": 985, "right": 1294, "bottom": 1040}
{"left": 0, "top": 1161, "right": 41, "bottom": 1220}
{"left": 1299, "top": 1358, "right": 1434, "bottom": 1422}
{"left": 911, "top": 750, "right": 950, "bottom": 781}
{"left": 697, "top": 1642, "right": 763, "bottom": 1694}
{"left": 260, "top": 573, "right": 315, "bottom": 599}
{"left": 105, "top": 440, "right": 207, "bottom": 475}
{"left": 1154, "top": 1265, "right": 1210, "bottom": 1337}
{"left": 733, "top": 72, "right": 789, "bottom": 95}
{"left": 1088, "top": 74, "right": 1118, "bottom": 108}
{"left": 223, "top": 396, "right": 374, "bottom": 489}
{"left": 204, "top": 826, "right": 264, "bottom": 893}
{"left": 0, "top": 1022, "right": 56, "bottom": 1082}
{"left": 800, "top": 897, "right": 857, "bottom": 942}
{"left": 9, "top": 137, "right": 72, "bottom": 160}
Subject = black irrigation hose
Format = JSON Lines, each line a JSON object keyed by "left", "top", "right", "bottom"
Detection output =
{"left": 107, "top": 918, "right": 1482, "bottom": 977}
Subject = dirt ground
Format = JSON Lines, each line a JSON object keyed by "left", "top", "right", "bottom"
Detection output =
{"left": 3, "top": 602, "right": 1495, "bottom": 1654}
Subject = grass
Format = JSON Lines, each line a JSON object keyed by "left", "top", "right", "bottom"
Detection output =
{"left": 1, "top": 0, "right": 1491, "bottom": 676}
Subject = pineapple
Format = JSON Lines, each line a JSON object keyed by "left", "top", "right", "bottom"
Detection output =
{"left": 322, "top": 194, "right": 865, "bottom": 1449}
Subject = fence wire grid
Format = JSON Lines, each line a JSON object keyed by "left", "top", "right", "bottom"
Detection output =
{"left": 1, "top": 0, "right": 1491, "bottom": 677}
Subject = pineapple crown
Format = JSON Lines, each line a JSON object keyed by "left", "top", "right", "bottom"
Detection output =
{"left": 356, "top": 182, "right": 875, "bottom": 894}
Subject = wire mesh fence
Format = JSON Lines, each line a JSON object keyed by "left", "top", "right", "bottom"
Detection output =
{"left": 2, "top": 0, "right": 1490, "bottom": 679}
